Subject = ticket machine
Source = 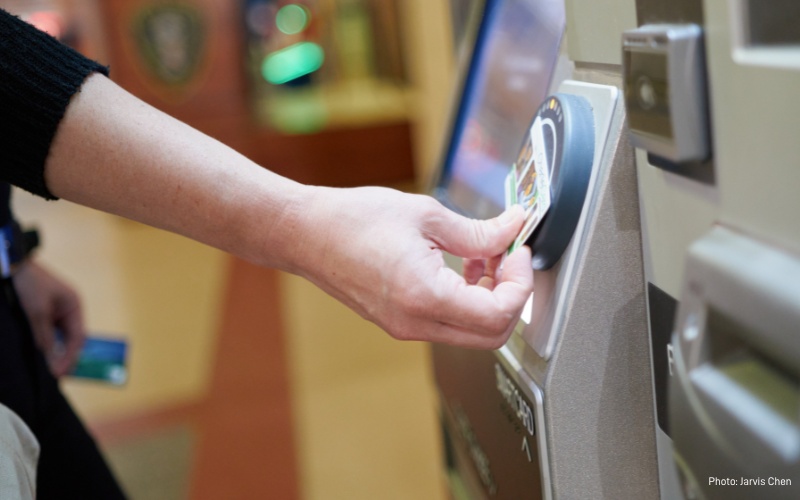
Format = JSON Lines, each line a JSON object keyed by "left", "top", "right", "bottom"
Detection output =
{"left": 432, "top": 0, "right": 657, "bottom": 498}
{"left": 431, "top": 0, "right": 800, "bottom": 499}
{"left": 629, "top": 1, "right": 800, "bottom": 499}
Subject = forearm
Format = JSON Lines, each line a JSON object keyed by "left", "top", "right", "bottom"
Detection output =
{"left": 42, "top": 73, "right": 533, "bottom": 349}
{"left": 45, "top": 73, "right": 309, "bottom": 271}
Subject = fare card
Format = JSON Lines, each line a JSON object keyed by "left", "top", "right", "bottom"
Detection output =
{"left": 507, "top": 117, "right": 551, "bottom": 254}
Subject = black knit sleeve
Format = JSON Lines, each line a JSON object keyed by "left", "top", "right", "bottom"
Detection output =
{"left": 0, "top": 9, "right": 109, "bottom": 200}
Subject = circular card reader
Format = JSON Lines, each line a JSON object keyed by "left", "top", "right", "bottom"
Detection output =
{"left": 525, "top": 93, "right": 595, "bottom": 270}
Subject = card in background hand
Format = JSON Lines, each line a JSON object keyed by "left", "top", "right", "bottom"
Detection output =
{"left": 69, "top": 335, "right": 129, "bottom": 386}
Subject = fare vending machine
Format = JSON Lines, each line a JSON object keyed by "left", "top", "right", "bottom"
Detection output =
{"left": 627, "top": 1, "right": 800, "bottom": 499}
{"left": 431, "top": 0, "right": 800, "bottom": 499}
{"left": 432, "top": 0, "right": 657, "bottom": 498}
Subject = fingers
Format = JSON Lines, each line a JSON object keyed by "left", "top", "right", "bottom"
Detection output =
{"left": 29, "top": 315, "right": 55, "bottom": 359}
{"left": 464, "top": 252, "right": 506, "bottom": 289}
{"left": 452, "top": 246, "right": 531, "bottom": 338}
{"left": 305, "top": 190, "right": 532, "bottom": 350}
{"left": 423, "top": 320, "right": 515, "bottom": 350}
{"left": 51, "top": 309, "right": 85, "bottom": 378}
{"left": 10, "top": 260, "right": 87, "bottom": 377}
{"left": 390, "top": 246, "right": 532, "bottom": 349}
{"left": 428, "top": 204, "right": 525, "bottom": 259}
{"left": 490, "top": 245, "right": 533, "bottom": 310}
{"left": 475, "top": 254, "right": 504, "bottom": 289}
{"left": 463, "top": 258, "right": 486, "bottom": 285}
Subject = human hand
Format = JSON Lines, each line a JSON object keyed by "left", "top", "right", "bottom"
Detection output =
{"left": 12, "top": 261, "right": 86, "bottom": 377}
{"left": 286, "top": 186, "right": 533, "bottom": 349}
{"left": 40, "top": 74, "right": 530, "bottom": 350}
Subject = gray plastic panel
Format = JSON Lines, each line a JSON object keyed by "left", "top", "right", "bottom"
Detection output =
{"left": 437, "top": 71, "right": 658, "bottom": 500}
{"left": 671, "top": 226, "right": 800, "bottom": 499}
{"left": 516, "top": 80, "right": 618, "bottom": 360}
{"left": 496, "top": 346, "right": 551, "bottom": 500}
{"left": 509, "top": 72, "right": 659, "bottom": 500}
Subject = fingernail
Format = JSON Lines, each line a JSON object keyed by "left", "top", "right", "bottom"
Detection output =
{"left": 498, "top": 205, "right": 523, "bottom": 225}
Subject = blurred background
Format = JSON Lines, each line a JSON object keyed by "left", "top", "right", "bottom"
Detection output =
{"left": 0, "top": 0, "right": 475, "bottom": 497}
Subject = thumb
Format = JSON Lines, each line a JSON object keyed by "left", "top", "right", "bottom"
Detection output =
{"left": 431, "top": 204, "right": 525, "bottom": 258}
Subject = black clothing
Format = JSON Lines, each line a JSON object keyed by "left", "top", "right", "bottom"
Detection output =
{"left": 0, "top": 9, "right": 108, "bottom": 200}
{"left": 0, "top": 281, "right": 126, "bottom": 498}
{"left": 0, "top": 9, "right": 125, "bottom": 498}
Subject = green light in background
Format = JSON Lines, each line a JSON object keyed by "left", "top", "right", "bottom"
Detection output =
{"left": 262, "top": 41, "right": 324, "bottom": 84}
{"left": 276, "top": 4, "right": 310, "bottom": 35}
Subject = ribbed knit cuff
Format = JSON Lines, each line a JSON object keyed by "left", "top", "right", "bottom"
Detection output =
{"left": 0, "top": 9, "right": 109, "bottom": 200}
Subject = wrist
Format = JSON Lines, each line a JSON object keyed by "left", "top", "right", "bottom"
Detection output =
{"left": 270, "top": 183, "right": 331, "bottom": 276}
{"left": 234, "top": 179, "right": 321, "bottom": 274}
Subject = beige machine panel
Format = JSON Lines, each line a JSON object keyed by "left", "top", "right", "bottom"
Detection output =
{"left": 565, "top": 0, "right": 637, "bottom": 65}
{"left": 706, "top": 0, "right": 800, "bottom": 255}
{"left": 634, "top": 1, "right": 800, "bottom": 499}
{"left": 636, "top": 150, "right": 719, "bottom": 297}
{"left": 638, "top": 0, "right": 800, "bottom": 317}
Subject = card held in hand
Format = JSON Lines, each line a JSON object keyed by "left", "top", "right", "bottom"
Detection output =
{"left": 506, "top": 115, "right": 552, "bottom": 254}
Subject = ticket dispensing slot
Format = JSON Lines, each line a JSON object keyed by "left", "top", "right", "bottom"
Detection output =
{"left": 670, "top": 227, "right": 800, "bottom": 499}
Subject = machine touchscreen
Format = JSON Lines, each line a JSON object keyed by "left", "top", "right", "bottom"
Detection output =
{"left": 435, "top": 0, "right": 565, "bottom": 220}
